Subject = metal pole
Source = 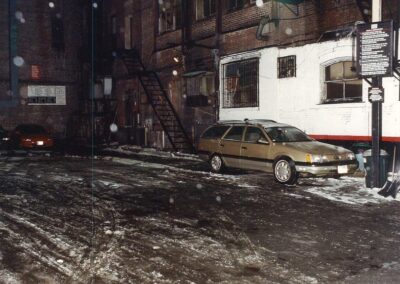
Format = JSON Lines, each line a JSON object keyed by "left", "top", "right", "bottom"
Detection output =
{"left": 9, "top": 0, "right": 17, "bottom": 100}
{"left": 371, "top": 0, "right": 382, "bottom": 187}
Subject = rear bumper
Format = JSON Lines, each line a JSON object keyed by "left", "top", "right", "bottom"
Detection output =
{"left": 20, "top": 141, "right": 54, "bottom": 149}
{"left": 296, "top": 162, "right": 358, "bottom": 177}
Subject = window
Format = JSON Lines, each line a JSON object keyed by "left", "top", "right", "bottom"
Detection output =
{"left": 222, "top": 59, "right": 259, "bottom": 108}
{"left": 265, "top": 127, "right": 312, "bottom": 142}
{"left": 324, "top": 61, "right": 362, "bottom": 103}
{"left": 244, "top": 127, "right": 266, "bottom": 143}
{"left": 51, "top": 15, "right": 65, "bottom": 51}
{"left": 186, "top": 73, "right": 215, "bottom": 107}
{"left": 158, "top": 0, "right": 182, "bottom": 34}
{"left": 227, "top": 0, "right": 244, "bottom": 10}
{"left": 186, "top": 73, "right": 215, "bottom": 97}
{"left": 201, "top": 126, "right": 230, "bottom": 139}
{"left": 196, "top": 0, "right": 216, "bottom": 20}
{"left": 278, "top": 56, "right": 296, "bottom": 78}
{"left": 124, "top": 16, "right": 133, "bottom": 49}
{"left": 224, "top": 126, "right": 245, "bottom": 141}
{"left": 110, "top": 15, "right": 117, "bottom": 50}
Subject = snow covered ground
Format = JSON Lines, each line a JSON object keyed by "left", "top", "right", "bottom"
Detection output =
{"left": 0, "top": 152, "right": 400, "bottom": 283}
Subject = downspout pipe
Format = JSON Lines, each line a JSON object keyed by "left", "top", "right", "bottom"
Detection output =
{"left": 1, "top": 0, "right": 19, "bottom": 109}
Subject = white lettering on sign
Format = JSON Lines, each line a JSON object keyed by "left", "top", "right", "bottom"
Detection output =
{"left": 356, "top": 21, "right": 393, "bottom": 77}
{"left": 27, "top": 85, "right": 66, "bottom": 105}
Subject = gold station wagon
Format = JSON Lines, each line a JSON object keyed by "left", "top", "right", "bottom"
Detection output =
{"left": 197, "top": 120, "right": 358, "bottom": 184}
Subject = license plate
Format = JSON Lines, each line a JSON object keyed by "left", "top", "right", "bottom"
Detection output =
{"left": 37, "top": 141, "right": 44, "bottom": 146}
{"left": 338, "top": 165, "right": 348, "bottom": 174}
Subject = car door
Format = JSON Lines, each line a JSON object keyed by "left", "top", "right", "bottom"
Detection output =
{"left": 220, "top": 126, "right": 245, "bottom": 168}
{"left": 240, "top": 126, "right": 272, "bottom": 172}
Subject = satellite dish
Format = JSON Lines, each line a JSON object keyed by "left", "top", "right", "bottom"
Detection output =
{"left": 110, "top": 123, "right": 118, "bottom": 133}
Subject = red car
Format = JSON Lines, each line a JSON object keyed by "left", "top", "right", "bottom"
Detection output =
{"left": 12, "top": 124, "right": 54, "bottom": 149}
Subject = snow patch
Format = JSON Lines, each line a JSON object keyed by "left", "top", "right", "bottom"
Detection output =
{"left": 304, "top": 177, "right": 400, "bottom": 205}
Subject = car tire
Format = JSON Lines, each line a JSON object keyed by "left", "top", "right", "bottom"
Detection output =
{"left": 209, "top": 154, "right": 224, "bottom": 173}
{"left": 273, "top": 157, "right": 298, "bottom": 185}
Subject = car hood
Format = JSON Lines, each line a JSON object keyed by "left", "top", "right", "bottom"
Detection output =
{"left": 282, "top": 141, "right": 350, "bottom": 155}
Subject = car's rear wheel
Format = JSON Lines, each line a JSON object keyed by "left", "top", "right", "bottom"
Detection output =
{"left": 273, "top": 157, "right": 298, "bottom": 185}
{"left": 210, "top": 154, "right": 224, "bottom": 173}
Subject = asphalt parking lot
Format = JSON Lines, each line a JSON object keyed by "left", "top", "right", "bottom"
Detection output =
{"left": 0, "top": 149, "right": 399, "bottom": 283}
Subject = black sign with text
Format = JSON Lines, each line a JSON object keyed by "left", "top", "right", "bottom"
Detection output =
{"left": 357, "top": 21, "right": 394, "bottom": 78}
{"left": 368, "top": 87, "right": 384, "bottom": 103}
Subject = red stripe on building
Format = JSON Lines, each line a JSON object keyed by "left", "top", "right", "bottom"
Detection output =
{"left": 309, "top": 135, "right": 400, "bottom": 143}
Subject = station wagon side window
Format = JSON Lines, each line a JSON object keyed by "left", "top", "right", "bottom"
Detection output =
{"left": 244, "top": 127, "right": 266, "bottom": 143}
{"left": 223, "top": 126, "right": 245, "bottom": 141}
{"left": 201, "top": 126, "right": 230, "bottom": 139}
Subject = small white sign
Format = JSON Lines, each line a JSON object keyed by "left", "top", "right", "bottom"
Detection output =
{"left": 27, "top": 85, "right": 66, "bottom": 105}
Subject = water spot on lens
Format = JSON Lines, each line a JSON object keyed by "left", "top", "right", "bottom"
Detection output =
{"left": 285, "top": 27, "right": 293, "bottom": 35}
{"left": 15, "top": 11, "right": 23, "bottom": 20}
{"left": 13, "top": 56, "right": 24, "bottom": 67}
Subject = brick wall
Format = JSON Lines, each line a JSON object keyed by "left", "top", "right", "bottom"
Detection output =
{"left": 0, "top": 0, "right": 83, "bottom": 136}
{"left": 99, "top": 0, "right": 399, "bottom": 148}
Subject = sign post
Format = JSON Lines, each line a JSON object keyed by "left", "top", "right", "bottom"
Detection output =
{"left": 356, "top": 19, "right": 394, "bottom": 188}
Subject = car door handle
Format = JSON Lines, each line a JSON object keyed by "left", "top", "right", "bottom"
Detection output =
{"left": 241, "top": 146, "right": 247, "bottom": 150}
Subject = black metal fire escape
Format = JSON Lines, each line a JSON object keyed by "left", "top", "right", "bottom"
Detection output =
{"left": 356, "top": 0, "right": 372, "bottom": 23}
{"left": 119, "top": 49, "right": 195, "bottom": 153}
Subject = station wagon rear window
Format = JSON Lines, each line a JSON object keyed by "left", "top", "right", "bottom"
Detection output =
{"left": 201, "top": 126, "right": 230, "bottom": 139}
{"left": 265, "top": 127, "right": 312, "bottom": 142}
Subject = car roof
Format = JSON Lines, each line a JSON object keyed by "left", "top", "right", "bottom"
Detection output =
{"left": 215, "top": 120, "right": 291, "bottom": 128}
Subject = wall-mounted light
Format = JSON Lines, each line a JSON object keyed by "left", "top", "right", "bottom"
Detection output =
{"left": 172, "top": 70, "right": 178, "bottom": 76}
{"left": 48, "top": 2, "right": 55, "bottom": 8}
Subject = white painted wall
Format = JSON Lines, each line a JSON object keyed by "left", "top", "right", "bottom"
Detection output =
{"left": 219, "top": 38, "right": 400, "bottom": 139}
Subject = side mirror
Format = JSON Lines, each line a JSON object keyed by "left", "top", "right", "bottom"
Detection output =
{"left": 257, "top": 138, "right": 269, "bottom": 145}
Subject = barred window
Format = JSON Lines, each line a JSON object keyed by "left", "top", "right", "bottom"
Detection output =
{"left": 324, "top": 61, "right": 362, "bottom": 103}
{"left": 278, "top": 56, "right": 296, "bottom": 78}
{"left": 222, "top": 59, "right": 259, "bottom": 108}
{"left": 158, "top": 0, "right": 182, "bottom": 34}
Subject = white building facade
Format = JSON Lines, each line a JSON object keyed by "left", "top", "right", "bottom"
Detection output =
{"left": 219, "top": 38, "right": 400, "bottom": 145}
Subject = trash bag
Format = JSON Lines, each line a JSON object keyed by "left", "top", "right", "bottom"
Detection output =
{"left": 378, "top": 178, "right": 400, "bottom": 198}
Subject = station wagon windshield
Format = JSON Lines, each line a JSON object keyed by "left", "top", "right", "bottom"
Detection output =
{"left": 265, "top": 127, "right": 312, "bottom": 142}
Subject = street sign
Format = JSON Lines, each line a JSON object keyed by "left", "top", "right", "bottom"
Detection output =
{"left": 356, "top": 20, "right": 394, "bottom": 78}
{"left": 368, "top": 86, "right": 384, "bottom": 103}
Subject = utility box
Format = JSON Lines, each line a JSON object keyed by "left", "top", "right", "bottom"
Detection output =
{"left": 364, "top": 149, "right": 389, "bottom": 188}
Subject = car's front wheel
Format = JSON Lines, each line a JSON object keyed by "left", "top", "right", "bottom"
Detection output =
{"left": 273, "top": 157, "right": 298, "bottom": 185}
{"left": 209, "top": 154, "right": 224, "bottom": 173}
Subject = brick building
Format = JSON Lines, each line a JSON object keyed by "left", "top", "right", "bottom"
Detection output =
{"left": 97, "top": 0, "right": 399, "bottom": 150}
{"left": 0, "top": 0, "right": 87, "bottom": 138}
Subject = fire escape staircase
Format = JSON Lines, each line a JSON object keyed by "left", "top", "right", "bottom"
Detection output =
{"left": 119, "top": 49, "right": 195, "bottom": 153}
